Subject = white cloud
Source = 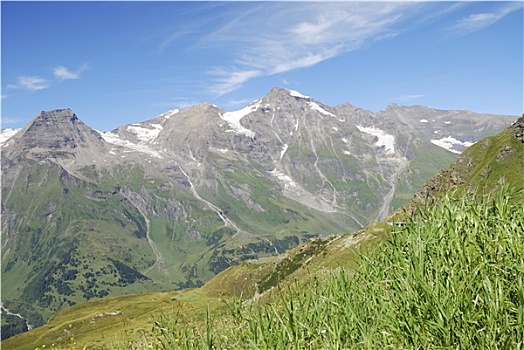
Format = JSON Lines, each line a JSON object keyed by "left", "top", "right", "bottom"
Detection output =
{"left": 7, "top": 64, "right": 88, "bottom": 92}
{"left": 450, "top": 2, "right": 523, "bottom": 36}
{"left": 195, "top": 2, "right": 419, "bottom": 96}
{"left": 223, "top": 98, "right": 254, "bottom": 110}
{"left": 8, "top": 76, "right": 50, "bottom": 91}
{"left": 154, "top": 97, "right": 202, "bottom": 110}
{"left": 53, "top": 63, "right": 88, "bottom": 81}
{"left": 53, "top": 66, "right": 80, "bottom": 80}
{"left": 389, "top": 94, "right": 424, "bottom": 102}
{"left": 1, "top": 117, "right": 21, "bottom": 125}
{"left": 209, "top": 69, "right": 262, "bottom": 97}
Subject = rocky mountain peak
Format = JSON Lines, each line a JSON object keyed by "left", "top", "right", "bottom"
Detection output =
{"left": 2, "top": 109, "right": 112, "bottom": 170}
{"left": 10, "top": 109, "right": 103, "bottom": 150}
{"left": 259, "top": 87, "right": 311, "bottom": 106}
{"left": 37, "top": 108, "right": 78, "bottom": 122}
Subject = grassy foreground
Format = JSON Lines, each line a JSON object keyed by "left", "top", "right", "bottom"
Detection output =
{"left": 117, "top": 184, "right": 523, "bottom": 349}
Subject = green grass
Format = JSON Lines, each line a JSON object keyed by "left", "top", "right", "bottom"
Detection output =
{"left": 137, "top": 184, "right": 523, "bottom": 349}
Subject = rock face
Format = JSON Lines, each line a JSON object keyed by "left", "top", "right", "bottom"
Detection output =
{"left": 1, "top": 109, "right": 114, "bottom": 174}
{"left": 0, "top": 87, "right": 517, "bottom": 338}
{"left": 512, "top": 114, "right": 524, "bottom": 142}
{"left": 5, "top": 109, "right": 102, "bottom": 152}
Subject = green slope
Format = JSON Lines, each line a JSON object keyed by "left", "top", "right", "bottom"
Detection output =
{"left": 0, "top": 221, "right": 389, "bottom": 350}
{"left": 392, "top": 115, "right": 524, "bottom": 220}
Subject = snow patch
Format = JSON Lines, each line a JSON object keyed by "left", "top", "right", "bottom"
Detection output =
{"left": 431, "top": 137, "right": 474, "bottom": 154}
{"left": 287, "top": 89, "right": 310, "bottom": 99}
{"left": 332, "top": 126, "right": 338, "bottom": 131}
{"left": 0, "top": 128, "right": 20, "bottom": 147}
{"left": 287, "top": 92, "right": 337, "bottom": 117}
{"left": 309, "top": 101, "right": 337, "bottom": 118}
{"left": 99, "top": 131, "right": 164, "bottom": 158}
{"left": 420, "top": 119, "right": 429, "bottom": 123}
{"left": 152, "top": 108, "right": 179, "bottom": 120}
{"left": 356, "top": 125, "right": 395, "bottom": 155}
{"left": 126, "top": 123, "right": 163, "bottom": 143}
{"left": 280, "top": 144, "right": 288, "bottom": 159}
{"left": 221, "top": 104, "right": 257, "bottom": 137}
{"left": 444, "top": 121, "right": 451, "bottom": 124}
{"left": 341, "top": 138, "right": 348, "bottom": 143}
{"left": 269, "top": 169, "right": 296, "bottom": 189}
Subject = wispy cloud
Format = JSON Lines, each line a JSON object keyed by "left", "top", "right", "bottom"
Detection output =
{"left": 53, "top": 66, "right": 80, "bottom": 80}
{"left": 189, "top": 2, "right": 421, "bottom": 97}
{"left": 53, "top": 63, "right": 89, "bottom": 81}
{"left": 7, "top": 75, "right": 50, "bottom": 91}
{"left": 223, "top": 97, "right": 255, "bottom": 110}
{"left": 450, "top": 2, "right": 523, "bottom": 36}
{"left": 388, "top": 94, "right": 424, "bottom": 102}
{"left": 209, "top": 68, "right": 262, "bottom": 97}
{"left": 154, "top": 96, "right": 202, "bottom": 110}
{"left": 7, "top": 64, "right": 88, "bottom": 92}
{"left": 1, "top": 116, "right": 21, "bottom": 126}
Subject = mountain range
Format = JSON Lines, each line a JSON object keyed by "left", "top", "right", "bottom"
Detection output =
{"left": 0, "top": 87, "right": 517, "bottom": 338}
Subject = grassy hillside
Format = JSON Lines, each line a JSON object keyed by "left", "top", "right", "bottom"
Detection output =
{"left": 393, "top": 116, "right": 524, "bottom": 220}
{"left": 3, "top": 183, "right": 521, "bottom": 350}
{"left": 0, "top": 220, "right": 389, "bottom": 349}
{"left": 142, "top": 185, "right": 523, "bottom": 350}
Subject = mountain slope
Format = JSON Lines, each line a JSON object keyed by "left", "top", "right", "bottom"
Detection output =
{"left": 0, "top": 88, "right": 516, "bottom": 339}
{"left": 391, "top": 114, "right": 524, "bottom": 220}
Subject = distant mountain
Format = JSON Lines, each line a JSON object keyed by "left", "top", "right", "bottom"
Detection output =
{"left": 0, "top": 87, "right": 516, "bottom": 339}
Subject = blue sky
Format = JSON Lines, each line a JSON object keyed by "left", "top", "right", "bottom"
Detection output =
{"left": 1, "top": 1, "right": 522, "bottom": 131}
